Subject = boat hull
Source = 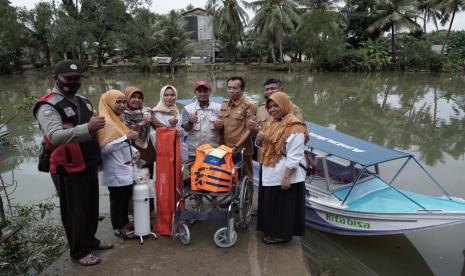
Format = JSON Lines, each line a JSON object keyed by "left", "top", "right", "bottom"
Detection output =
{"left": 305, "top": 195, "right": 465, "bottom": 236}
{"left": 252, "top": 162, "right": 465, "bottom": 236}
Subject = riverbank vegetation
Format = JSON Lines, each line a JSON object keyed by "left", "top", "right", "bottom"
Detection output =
{"left": 0, "top": 0, "right": 464, "bottom": 74}
{"left": 0, "top": 200, "right": 66, "bottom": 275}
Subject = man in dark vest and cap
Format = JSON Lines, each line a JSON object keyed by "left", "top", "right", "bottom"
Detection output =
{"left": 33, "top": 60, "right": 111, "bottom": 266}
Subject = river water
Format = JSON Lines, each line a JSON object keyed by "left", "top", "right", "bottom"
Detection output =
{"left": 0, "top": 71, "right": 464, "bottom": 275}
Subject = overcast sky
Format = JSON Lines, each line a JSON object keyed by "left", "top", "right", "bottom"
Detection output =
{"left": 9, "top": 0, "right": 465, "bottom": 31}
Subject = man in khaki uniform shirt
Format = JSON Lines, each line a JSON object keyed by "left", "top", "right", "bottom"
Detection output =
{"left": 214, "top": 76, "right": 257, "bottom": 180}
{"left": 255, "top": 78, "right": 304, "bottom": 129}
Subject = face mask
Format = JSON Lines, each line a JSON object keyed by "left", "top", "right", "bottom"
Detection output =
{"left": 57, "top": 79, "right": 81, "bottom": 95}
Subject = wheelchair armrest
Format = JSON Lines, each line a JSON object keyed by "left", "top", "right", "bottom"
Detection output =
{"left": 181, "top": 159, "right": 195, "bottom": 171}
{"left": 234, "top": 161, "right": 243, "bottom": 169}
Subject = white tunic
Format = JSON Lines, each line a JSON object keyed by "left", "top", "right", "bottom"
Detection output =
{"left": 261, "top": 133, "right": 306, "bottom": 187}
{"left": 153, "top": 111, "right": 182, "bottom": 128}
{"left": 100, "top": 135, "right": 138, "bottom": 187}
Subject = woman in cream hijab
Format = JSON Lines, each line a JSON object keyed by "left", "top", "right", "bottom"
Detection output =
{"left": 255, "top": 92, "right": 307, "bottom": 245}
{"left": 98, "top": 89, "right": 139, "bottom": 240}
{"left": 152, "top": 85, "right": 181, "bottom": 128}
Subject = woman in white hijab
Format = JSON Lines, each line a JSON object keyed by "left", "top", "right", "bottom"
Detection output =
{"left": 152, "top": 85, "right": 181, "bottom": 128}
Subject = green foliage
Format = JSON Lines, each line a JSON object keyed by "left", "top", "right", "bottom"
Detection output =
{"left": 18, "top": 2, "right": 54, "bottom": 66}
{"left": 295, "top": 0, "right": 339, "bottom": 10}
{"left": 124, "top": 0, "right": 153, "bottom": 13}
{"left": 296, "top": 10, "right": 346, "bottom": 70}
{"left": 0, "top": 200, "right": 67, "bottom": 275}
{"left": 217, "top": 34, "right": 240, "bottom": 62}
{"left": 134, "top": 56, "right": 154, "bottom": 72}
{"left": 50, "top": 10, "right": 81, "bottom": 61}
{"left": 397, "top": 35, "right": 443, "bottom": 71}
{"left": 359, "top": 39, "right": 390, "bottom": 70}
{"left": 1, "top": 0, "right": 464, "bottom": 73}
{"left": 80, "top": 0, "right": 130, "bottom": 67}
{"left": 0, "top": 0, "right": 26, "bottom": 73}
{"left": 366, "top": 0, "right": 422, "bottom": 61}
{"left": 341, "top": 0, "right": 381, "bottom": 46}
{"left": 247, "top": 0, "right": 300, "bottom": 63}
{"left": 207, "top": 0, "right": 248, "bottom": 63}
{"left": 444, "top": 31, "right": 465, "bottom": 69}
{"left": 156, "top": 11, "right": 194, "bottom": 63}
{"left": 121, "top": 9, "right": 161, "bottom": 58}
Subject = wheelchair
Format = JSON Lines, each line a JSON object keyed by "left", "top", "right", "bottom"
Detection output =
{"left": 171, "top": 148, "right": 253, "bottom": 248}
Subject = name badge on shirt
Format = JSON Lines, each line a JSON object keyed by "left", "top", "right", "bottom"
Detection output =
{"left": 86, "top": 103, "right": 93, "bottom": 112}
{"left": 64, "top": 107, "right": 76, "bottom": 117}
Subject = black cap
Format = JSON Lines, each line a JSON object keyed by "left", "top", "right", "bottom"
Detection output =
{"left": 53, "top": 60, "right": 85, "bottom": 77}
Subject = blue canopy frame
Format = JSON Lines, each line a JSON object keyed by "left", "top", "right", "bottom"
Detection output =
{"left": 306, "top": 122, "right": 411, "bottom": 166}
{"left": 306, "top": 122, "right": 452, "bottom": 206}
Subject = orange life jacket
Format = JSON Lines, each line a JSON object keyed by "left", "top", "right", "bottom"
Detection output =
{"left": 190, "top": 144, "right": 237, "bottom": 193}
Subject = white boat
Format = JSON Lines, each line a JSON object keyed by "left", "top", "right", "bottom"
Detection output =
{"left": 290, "top": 122, "right": 465, "bottom": 235}
{"left": 0, "top": 123, "right": 9, "bottom": 146}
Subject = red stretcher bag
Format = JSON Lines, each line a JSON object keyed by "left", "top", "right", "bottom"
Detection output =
{"left": 155, "top": 128, "right": 181, "bottom": 236}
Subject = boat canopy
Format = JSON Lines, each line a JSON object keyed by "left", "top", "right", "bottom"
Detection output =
{"left": 306, "top": 122, "right": 411, "bottom": 167}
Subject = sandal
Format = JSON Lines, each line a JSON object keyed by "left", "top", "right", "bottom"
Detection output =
{"left": 262, "top": 236, "right": 289, "bottom": 245}
{"left": 94, "top": 241, "right": 114, "bottom": 250}
{"left": 72, "top": 253, "right": 101, "bottom": 266}
{"left": 114, "top": 229, "right": 134, "bottom": 240}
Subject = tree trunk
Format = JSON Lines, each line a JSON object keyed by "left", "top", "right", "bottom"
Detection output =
{"left": 279, "top": 41, "right": 283, "bottom": 63}
{"left": 441, "top": 9, "right": 455, "bottom": 55}
{"left": 423, "top": 10, "right": 427, "bottom": 33}
{"left": 45, "top": 45, "right": 52, "bottom": 67}
{"left": 79, "top": 43, "right": 85, "bottom": 61}
{"left": 391, "top": 25, "right": 396, "bottom": 63}
{"left": 269, "top": 42, "right": 276, "bottom": 63}
{"left": 97, "top": 44, "right": 102, "bottom": 69}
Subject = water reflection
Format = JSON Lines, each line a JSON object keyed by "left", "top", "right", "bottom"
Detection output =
{"left": 302, "top": 228, "right": 433, "bottom": 275}
{"left": 0, "top": 71, "right": 464, "bottom": 275}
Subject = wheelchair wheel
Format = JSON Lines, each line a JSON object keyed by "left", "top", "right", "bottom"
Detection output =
{"left": 178, "top": 223, "right": 190, "bottom": 245}
{"left": 239, "top": 176, "right": 253, "bottom": 228}
{"left": 172, "top": 215, "right": 190, "bottom": 245}
{"left": 213, "top": 227, "right": 237, "bottom": 248}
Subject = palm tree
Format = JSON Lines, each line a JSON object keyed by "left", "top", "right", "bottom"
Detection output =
{"left": 157, "top": 11, "right": 194, "bottom": 70}
{"left": 417, "top": 0, "right": 441, "bottom": 32}
{"left": 246, "top": 0, "right": 300, "bottom": 63}
{"left": 367, "top": 0, "right": 422, "bottom": 63}
{"left": 206, "top": 0, "right": 248, "bottom": 63}
{"left": 294, "top": 0, "right": 338, "bottom": 10}
{"left": 434, "top": 0, "right": 465, "bottom": 53}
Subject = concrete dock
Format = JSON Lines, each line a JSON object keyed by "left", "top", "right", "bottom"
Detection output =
{"left": 41, "top": 215, "right": 310, "bottom": 275}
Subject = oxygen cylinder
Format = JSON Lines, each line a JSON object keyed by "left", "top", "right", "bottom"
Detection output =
{"left": 133, "top": 175, "right": 151, "bottom": 236}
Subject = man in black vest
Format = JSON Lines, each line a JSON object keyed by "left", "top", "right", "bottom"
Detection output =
{"left": 33, "top": 60, "right": 110, "bottom": 266}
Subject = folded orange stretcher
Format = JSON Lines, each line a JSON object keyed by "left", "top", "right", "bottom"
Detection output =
{"left": 155, "top": 128, "right": 181, "bottom": 236}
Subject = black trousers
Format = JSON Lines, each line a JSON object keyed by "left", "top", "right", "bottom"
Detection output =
{"left": 51, "top": 169, "right": 100, "bottom": 260}
{"left": 108, "top": 185, "right": 133, "bottom": 230}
